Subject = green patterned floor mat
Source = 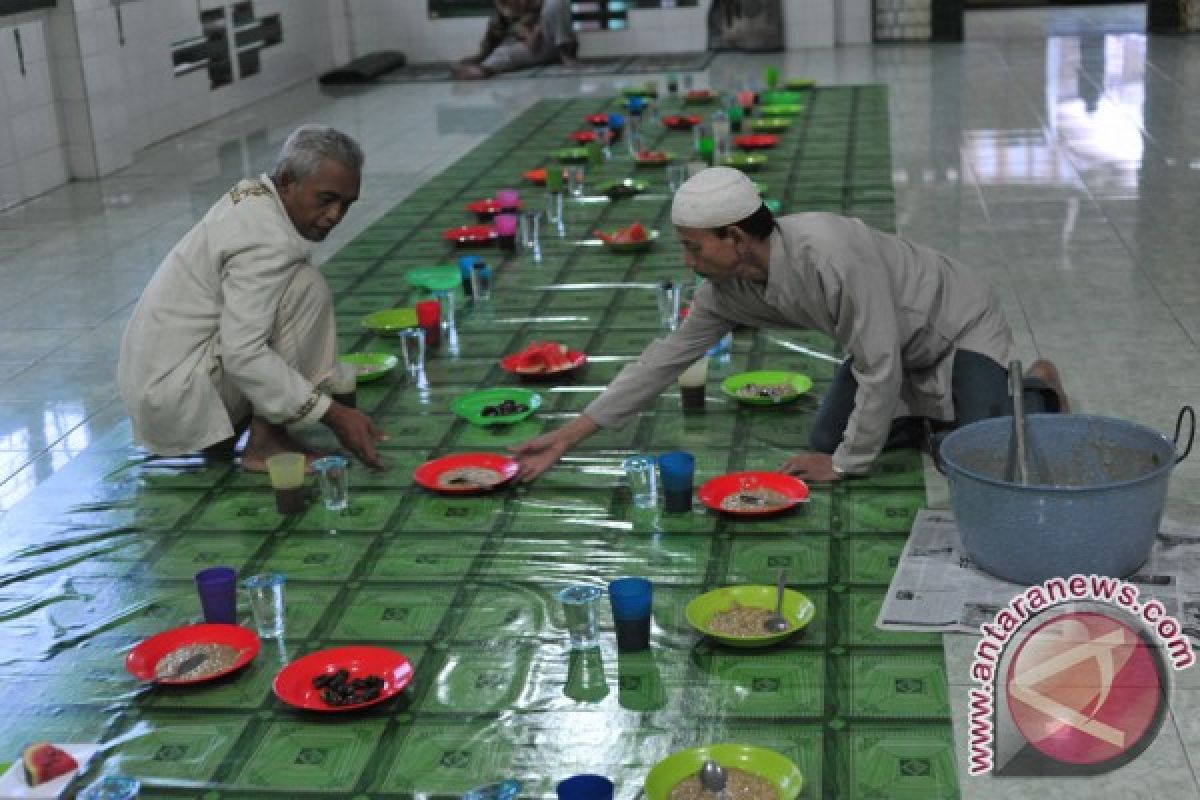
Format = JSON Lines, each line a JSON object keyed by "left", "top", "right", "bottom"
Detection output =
{"left": 0, "top": 86, "right": 954, "bottom": 799}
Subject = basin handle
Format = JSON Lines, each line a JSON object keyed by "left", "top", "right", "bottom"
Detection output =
{"left": 1174, "top": 406, "right": 1195, "bottom": 464}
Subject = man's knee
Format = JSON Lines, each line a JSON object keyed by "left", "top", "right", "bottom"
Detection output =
{"left": 280, "top": 266, "right": 333, "bottom": 322}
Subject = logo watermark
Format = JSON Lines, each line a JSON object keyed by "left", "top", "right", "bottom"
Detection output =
{"left": 968, "top": 574, "right": 1194, "bottom": 776}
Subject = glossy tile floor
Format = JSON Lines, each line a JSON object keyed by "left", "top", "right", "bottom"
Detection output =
{"left": 2, "top": 5, "right": 1199, "bottom": 794}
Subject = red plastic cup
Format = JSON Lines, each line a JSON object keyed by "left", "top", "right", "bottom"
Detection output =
{"left": 415, "top": 300, "right": 441, "bottom": 329}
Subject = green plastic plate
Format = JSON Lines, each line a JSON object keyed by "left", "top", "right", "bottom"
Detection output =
{"left": 722, "top": 153, "right": 769, "bottom": 171}
{"left": 362, "top": 307, "right": 418, "bottom": 334}
{"left": 339, "top": 352, "right": 400, "bottom": 383}
{"left": 405, "top": 265, "right": 461, "bottom": 292}
{"left": 759, "top": 90, "right": 806, "bottom": 105}
{"left": 554, "top": 147, "right": 591, "bottom": 163}
{"left": 720, "top": 371, "right": 812, "bottom": 405}
{"left": 451, "top": 388, "right": 543, "bottom": 427}
{"left": 685, "top": 585, "right": 816, "bottom": 648}
{"left": 645, "top": 744, "right": 804, "bottom": 800}
{"left": 784, "top": 78, "right": 816, "bottom": 90}
{"left": 750, "top": 118, "right": 791, "bottom": 133}
{"left": 760, "top": 104, "right": 804, "bottom": 117}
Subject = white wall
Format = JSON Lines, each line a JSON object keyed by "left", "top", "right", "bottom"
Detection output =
{"left": 0, "top": 14, "right": 67, "bottom": 211}
{"left": 340, "top": 0, "right": 869, "bottom": 63}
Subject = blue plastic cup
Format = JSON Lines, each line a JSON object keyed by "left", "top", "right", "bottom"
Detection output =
{"left": 556, "top": 774, "right": 614, "bottom": 800}
{"left": 657, "top": 451, "right": 694, "bottom": 512}
{"left": 195, "top": 566, "right": 237, "bottom": 624}
{"left": 459, "top": 255, "right": 483, "bottom": 295}
{"left": 608, "top": 577, "right": 653, "bottom": 652}
{"left": 607, "top": 112, "right": 625, "bottom": 131}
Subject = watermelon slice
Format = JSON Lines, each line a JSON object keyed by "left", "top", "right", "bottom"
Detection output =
{"left": 594, "top": 221, "right": 649, "bottom": 245}
{"left": 505, "top": 341, "right": 580, "bottom": 374}
{"left": 23, "top": 742, "right": 78, "bottom": 786}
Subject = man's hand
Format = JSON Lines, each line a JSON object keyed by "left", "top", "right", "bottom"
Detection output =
{"left": 510, "top": 430, "right": 571, "bottom": 482}
{"left": 322, "top": 402, "right": 387, "bottom": 470}
{"left": 780, "top": 452, "right": 841, "bottom": 482}
{"left": 509, "top": 414, "right": 600, "bottom": 482}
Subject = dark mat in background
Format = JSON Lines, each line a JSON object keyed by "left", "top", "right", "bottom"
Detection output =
{"left": 319, "top": 50, "right": 408, "bottom": 84}
{"left": 373, "top": 51, "right": 713, "bottom": 83}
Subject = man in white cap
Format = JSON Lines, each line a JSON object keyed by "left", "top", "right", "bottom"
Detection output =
{"left": 512, "top": 166, "right": 1068, "bottom": 482}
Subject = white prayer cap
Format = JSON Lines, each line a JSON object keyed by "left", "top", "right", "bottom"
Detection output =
{"left": 670, "top": 166, "right": 762, "bottom": 229}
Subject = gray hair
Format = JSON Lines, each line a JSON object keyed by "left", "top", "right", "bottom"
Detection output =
{"left": 271, "top": 125, "right": 364, "bottom": 185}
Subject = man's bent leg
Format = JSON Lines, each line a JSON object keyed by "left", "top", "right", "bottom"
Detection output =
{"left": 240, "top": 266, "right": 338, "bottom": 471}
{"left": 540, "top": 0, "right": 578, "bottom": 61}
{"left": 809, "top": 358, "right": 925, "bottom": 454}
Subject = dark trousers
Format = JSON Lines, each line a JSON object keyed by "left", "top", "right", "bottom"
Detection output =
{"left": 809, "top": 349, "right": 1058, "bottom": 455}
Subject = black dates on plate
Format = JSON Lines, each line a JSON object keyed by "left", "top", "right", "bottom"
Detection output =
{"left": 312, "top": 668, "right": 386, "bottom": 707}
{"left": 481, "top": 400, "right": 529, "bottom": 418}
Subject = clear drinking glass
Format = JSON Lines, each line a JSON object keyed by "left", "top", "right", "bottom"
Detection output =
{"left": 656, "top": 281, "right": 681, "bottom": 331}
{"left": 312, "top": 454, "right": 350, "bottom": 511}
{"left": 557, "top": 585, "right": 604, "bottom": 649}
{"left": 568, "top": 166, "right": 586, "bottom": 197}
{"left": 400, "top": 327, "right": 426, "bottom": 376}
{"left": 622, "top": 455, "right": 658, "bottom": 509}
{"left": 666, "top": 163, "right": 688, "bottom": 193}
{"left": 242, "top": 573, "right": 286, "bottom": 637}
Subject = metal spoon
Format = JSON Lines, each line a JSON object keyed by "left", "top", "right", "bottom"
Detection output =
{"left": 699, "top": 760, "right": 727, "bottom": 800}
{"left": 764, "top": 568, "right": 790, "bottom": 633}
{"left": 1008, "top": 360, "right": 1031, "bottom": 485}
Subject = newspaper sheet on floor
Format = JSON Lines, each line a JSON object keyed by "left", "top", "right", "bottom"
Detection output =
{"left": 877, "top": 509, "right": 1200, "bottom": 635}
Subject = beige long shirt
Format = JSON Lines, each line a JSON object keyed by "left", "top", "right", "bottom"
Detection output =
{"left": 118, "top": 175, "right": 331, "bottom": 456}
{"left": 584, "top": 213, "right": 1013, "bottom": 474}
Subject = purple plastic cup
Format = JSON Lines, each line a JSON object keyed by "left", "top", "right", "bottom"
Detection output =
{"left": 195, "top": 566, "right": 237, "bottom": 624}
{"left": 496, "top": 188, "right": 520, "bottom": 211}
{"left": 494, "top": 213, "right": 519, "bottom": 236}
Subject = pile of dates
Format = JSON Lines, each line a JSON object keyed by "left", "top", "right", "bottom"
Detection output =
{"left": 481, "top": 399, "right": 529, "bottom": 417}
{"left": 312, "top": 668, "right": 385, "bottom": 706}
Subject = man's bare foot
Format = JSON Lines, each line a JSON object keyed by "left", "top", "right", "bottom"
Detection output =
{"left": 1026, "top": 359, "right": 1070, "bottom": 413}
{"left": 240, "top": 418, "right": 327, "bottom": 472}
{"left": 452, "top": 63, "right": 490, "bottom": 80}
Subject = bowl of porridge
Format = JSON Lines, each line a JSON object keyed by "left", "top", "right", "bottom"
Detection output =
{"left": 684, "top": 585, "right": 816, "bottom": 648}
{"left": 698, "top": 472, "right": 809, "bottom": 516}
{"left": 644, "top": 744, "right": 803, "bottom": 800}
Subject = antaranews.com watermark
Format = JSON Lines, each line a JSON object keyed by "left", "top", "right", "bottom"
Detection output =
{"left": 968, "top": 573, "right": 1195, "bottom": 776}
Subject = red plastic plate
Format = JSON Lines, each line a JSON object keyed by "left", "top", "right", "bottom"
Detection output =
{"left": 273, "top": 646, "right": 413, "bottom": 712}
{"left": 442, "top": 224, "right": 498, "bottom": 244}
{"left": 413, "top": 452, "right": 520, "bottom": 494}
{"left": 662, "top": 115, "right": 702, "bottom": 130}
{"left": 499, "top": 349, "right": 588, "bottom": 377}
{"left": 570, "top": 130, "right": 614, "bottom": 144}
{"left": 734, "top": 134, "right": 780, "bottom": 150}
{"left": 698, "top": 471, "right": 810, "bottom": 516}
{"left": 585, "top": 113, "right": 609, "bottom": 126}
{"left": 465, "top": 199, "right": 521, "bottom": 216}
{"left": 126, "top": 623, "right": 260, "bottom": 685}
{"left": 523, "top": 168, "right": 547, "bottom": 185}
{"left": 635, "top": 150, "right": 670, "bottom": 164}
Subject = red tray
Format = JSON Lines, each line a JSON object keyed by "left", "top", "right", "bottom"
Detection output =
{"left": 442, "top": 224, "right": 498, "bottom": 245}
{"left": 662, "top": 115, "right": 702, "bottom": 130}
{"left": 414, "top": 452, "right": 520, "bottom": 494}
{"left": 734, "top": 134, "right": 780, "bottom": 150}
{"left": 126, "top": 623, "right": 260, "bottom": 685}
{"left": 698, "top": 471, "right": 810, "bottom": 516}
{"left": 500, "top": 349, "right": 588, "bottom": 377}
{"left": 465, "top": 198, "right": 521, "bottom": 216}
{"left": 273, "top": 645, "right": 414, "bottom": 712}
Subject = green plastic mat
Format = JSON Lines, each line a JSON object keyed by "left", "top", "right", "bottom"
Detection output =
{"left": 374, "top": 52, "right": 715, "bottom": 83}
{"left": 0, "top": 86, "right": 954, "bottom": 799}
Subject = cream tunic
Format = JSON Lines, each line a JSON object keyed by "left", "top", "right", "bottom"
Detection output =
{"left": 584, "top": 213, "right": 1013, "bottom": 474}
{"left": 118, "top": 175, "right": 333, "bottom": 456}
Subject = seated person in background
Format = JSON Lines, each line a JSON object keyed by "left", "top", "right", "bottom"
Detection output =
{"left": 512, "top": 167, "right": 1070, "bottom": 483}
{"left": 453, "top": 0, "right": 579, "bottom": 80}
{"left": 117, "top": 125, "right": 386, "bottom": 472}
